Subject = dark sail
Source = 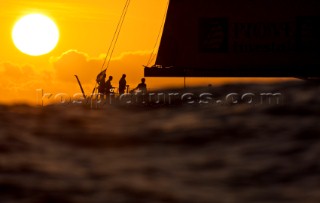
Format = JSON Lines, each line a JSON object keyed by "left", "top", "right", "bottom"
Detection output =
{"left": 96, "top": 69, "right": 106, "bottom": 85}
{"left": 145, "top": 0, "right": 320, "bottom": 77}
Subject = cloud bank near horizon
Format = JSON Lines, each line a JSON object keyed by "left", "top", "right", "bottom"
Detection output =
{"left": 0, "top": 50, "right": 154, "bottom": 104}
{"left": 51, "top": 49, "right": 151, "bottom": 84}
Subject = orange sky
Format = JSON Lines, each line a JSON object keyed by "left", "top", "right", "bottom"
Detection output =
{"left": 0, "top": 0, "right": 292, "bottom": 104}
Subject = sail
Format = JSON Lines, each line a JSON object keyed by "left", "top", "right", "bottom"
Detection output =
{"left": 96, "top": 69, "right": 106, "bottom": 85}
{"left": 145, "top": 0, "right": 320, "bottom": 77}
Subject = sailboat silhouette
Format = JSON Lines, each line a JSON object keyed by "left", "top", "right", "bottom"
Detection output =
{"left": 145, "top": 0, "right": 320, "bottom": 78}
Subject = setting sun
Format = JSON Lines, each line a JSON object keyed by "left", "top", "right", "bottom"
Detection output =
{"left": 12, "top": 14, "right": 59, "bottom": 56}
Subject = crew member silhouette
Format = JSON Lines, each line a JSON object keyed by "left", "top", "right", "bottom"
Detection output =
{"left": 97, "top": 73, "right": 106, "bottom": 96}
{"left": 119, "top": 74, "right": 127, "bottom": 95}
{"left": 105, "top": 76, "right": 113, "bottom": 95}
{"left": 134, "top": 78, "right": 147, "bottom": 94}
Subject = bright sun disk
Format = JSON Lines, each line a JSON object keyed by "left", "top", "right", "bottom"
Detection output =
{"left": 12, "top": 14, "right": 59, "bottom": 56}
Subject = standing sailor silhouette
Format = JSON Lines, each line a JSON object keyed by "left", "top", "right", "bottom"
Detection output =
{"left": 119, "top": 74, "right": 127, "bottom": 95}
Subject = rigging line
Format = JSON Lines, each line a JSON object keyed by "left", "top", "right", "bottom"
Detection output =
{"left": 146, "top": 0, "right": 169, "bottom": 67}
{"left": 90, "top": 0, "right": 131, "bottom": 97}
{"left": 101, "top": 0, "right": 131, "bottom": 71}
{"left": 105, "top": 0, "right": 131, "bottom": 71}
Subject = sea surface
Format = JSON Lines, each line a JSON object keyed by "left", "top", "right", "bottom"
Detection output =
{"left": 0, "top": 81, "right": 320, "bottom": 203}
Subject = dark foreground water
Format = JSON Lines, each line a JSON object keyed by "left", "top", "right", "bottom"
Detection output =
{"left": 0, "top": 81, "right": 320, "bottom": 203}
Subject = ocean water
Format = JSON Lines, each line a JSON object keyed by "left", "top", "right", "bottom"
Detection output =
{"left": 0, "top": 81, "right": 320, "bottom": 203}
